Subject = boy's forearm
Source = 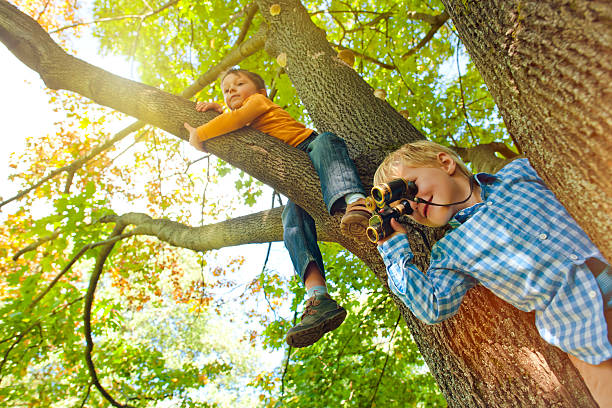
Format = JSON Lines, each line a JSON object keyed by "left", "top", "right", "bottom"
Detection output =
{"left": 196, "top": 96, "right": 268, "bottom": 141}
{"left": 378, "top": 234, "right": 469, "bottom": 324}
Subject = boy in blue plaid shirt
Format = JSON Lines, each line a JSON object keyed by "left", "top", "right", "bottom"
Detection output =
{"left": 374, "top": 140, "right": 611, "bottom": 405}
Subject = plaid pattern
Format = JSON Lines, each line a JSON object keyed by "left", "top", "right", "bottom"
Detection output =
{"left": 378, "top": 158, "right": 612, "bottom": 364}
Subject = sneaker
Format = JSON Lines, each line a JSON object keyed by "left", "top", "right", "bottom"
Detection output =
{"left": 340, "top": 198, "right": 371, "bottom": 239}
{"left": 286, "top": 294, "right": 347, "bottom": 348}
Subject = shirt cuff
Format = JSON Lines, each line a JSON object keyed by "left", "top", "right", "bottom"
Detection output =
{"left": 377, "top": 233, "right": 413, "bottom": 266}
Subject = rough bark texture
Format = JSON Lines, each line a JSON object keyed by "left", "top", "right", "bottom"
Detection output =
{"left": 0, "top": 0, "right": 599, "bottom": 406}
{"left": 441, "top": 0, "right": 612, "bottom": 262}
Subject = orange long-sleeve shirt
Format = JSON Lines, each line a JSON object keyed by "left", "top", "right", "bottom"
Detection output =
{"left": 195, "top": 93, "right": 313, "bottom": 147}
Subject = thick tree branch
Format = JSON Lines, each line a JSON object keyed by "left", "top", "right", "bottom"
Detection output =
{"left": 96, "top": 206, "right": 340, "bottom": 252}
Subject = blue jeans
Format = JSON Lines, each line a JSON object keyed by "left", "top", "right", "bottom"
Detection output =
{"left": 282, "top": 132, "right": 365, "bottom": 282}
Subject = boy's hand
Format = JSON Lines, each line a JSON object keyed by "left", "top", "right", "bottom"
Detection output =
{"left": 377, "top": 218, "right": 407, "bottom": 246}
{"left": 184, "top": 122, "right": 207, "bottom": 152}
{"left": 195, "top": 101, "right": 223, "bottom": 113}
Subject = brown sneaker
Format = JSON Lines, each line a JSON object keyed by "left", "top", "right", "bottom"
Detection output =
{"left": 286, "top": 294, "right": 347, "bottom": 348}
{"left": 340, "top": 198, "right": 371, "bottom": 239}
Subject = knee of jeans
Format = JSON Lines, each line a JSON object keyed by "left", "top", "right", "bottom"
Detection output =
{"left": 307, "top": 132, "right": 341, "bottom": 154}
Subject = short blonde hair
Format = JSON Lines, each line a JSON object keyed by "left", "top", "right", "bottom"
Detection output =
{"left": 374, "top": 140, "right": 471, "bottom": 185}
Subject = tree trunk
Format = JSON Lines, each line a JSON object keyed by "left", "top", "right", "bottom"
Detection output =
{"left": 0, "top": 0, "right": 598, "bottom": 406}
{"left": 441, "top": 0, "right": 612, "bottom": 262}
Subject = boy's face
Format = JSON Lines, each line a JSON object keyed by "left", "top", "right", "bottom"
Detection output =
{"left": 221, "top": 73, "right": 265, "bottom": 110}
{"left": 390, "top": 153, "right": 479, "bottom": 227}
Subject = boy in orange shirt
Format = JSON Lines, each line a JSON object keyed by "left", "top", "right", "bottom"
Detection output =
{"left": 184, "top": 69, "right": 370, "bottom": 347}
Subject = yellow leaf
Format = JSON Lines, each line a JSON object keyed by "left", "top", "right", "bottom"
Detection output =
{"left": 337, "top": 49, "right": 355, "bottom": 67}
{"left": 269, "top": 4, "right": 281, "bottom": 16}
{"left": 373, "top": 89, "right": 386, "bottom": 100}
{"left": 276, "top": 52, "right": 287, "bottom": 67}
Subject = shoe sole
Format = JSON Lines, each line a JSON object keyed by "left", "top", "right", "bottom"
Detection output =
{"left": 286, "top": 308, "right": 347, "bottom": 348}
{"left": 340, "top": 211, "right": 370, "bottom": 239}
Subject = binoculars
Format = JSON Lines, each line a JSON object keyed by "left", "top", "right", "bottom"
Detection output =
{"left": 365, "top": 179, "right": 418, "bottom": 243}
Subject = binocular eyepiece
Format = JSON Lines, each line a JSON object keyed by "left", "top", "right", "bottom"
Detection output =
{"left": 370, "top": 178, "right": 418, "bottom": 208}
{"left": 366, "top": 179, "right": 417, "bottom": 243}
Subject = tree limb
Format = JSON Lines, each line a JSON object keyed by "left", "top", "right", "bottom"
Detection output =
{"left": 12, "top": 229, "right": 61, "bottom": 261}
{"left": 83, "top": 224, "right": 133, "bottom": 408}
{"left": 401, "top": 10, "right": 449, "bottom": 59}
{"left": 233, "top": 2, "right": 258, "bottom": 46}
{"left": 96, "top": 207, "right": 327, "bottom": 253}
{"left": 453, "top": 142, "right": 519, "bottom": 174}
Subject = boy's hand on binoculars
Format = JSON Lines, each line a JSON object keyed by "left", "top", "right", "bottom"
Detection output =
{"left": 377, "top": 218, "right": 407, "bottom": 245}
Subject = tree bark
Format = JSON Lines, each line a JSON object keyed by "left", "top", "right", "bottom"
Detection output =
{"left": 441, "top": 0, "right": 612, "bottom": 262}
{"left": 0, "top": 0, "right": 598, "bottom": 406}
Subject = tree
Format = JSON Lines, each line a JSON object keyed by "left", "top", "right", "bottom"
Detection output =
{"left": 1, "top": 0, "right": 608, "bottom": 406}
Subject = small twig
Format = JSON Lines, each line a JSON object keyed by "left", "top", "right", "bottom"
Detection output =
{"left": 79, "top": 381, "right": 93, "bottom": 408}
{"left": 35, "top": 0, "right": 51, "bottom": 22}
{"left": 455, "top": 36, "right": 476, "bottom": 144}
{"left": 63, "top": 167, "right": 76, "bottom": 194}
{"left": 28, "top": 232, "right": 136, "bottom": 311}
{"left": 83, "top": 224, "right": 133, "bottom": 408}
{"left": 368, "top": 315, "right": 401, "bottom": 407}
{"left": 12, "top": 229, "right": 61, "bottom": 261}
{"left": 280, "top": 309, "right": 299, "bottom": 401}
{"left": 401, "top": 10, "right": 449, "bottom": 59}
{"left": 330, "top": 42, "right": 395, "bottom": 70}
{"left": 48, "top": 0, "right": 180, "bottom": 34}
{"left": 233, "top": 3, "right": 258, "bottom": 46}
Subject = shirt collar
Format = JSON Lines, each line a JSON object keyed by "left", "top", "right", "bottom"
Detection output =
{"left": 448, "top": 172, "right": 499, "bottom": 228}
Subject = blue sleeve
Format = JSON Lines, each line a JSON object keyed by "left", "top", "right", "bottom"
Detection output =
{"left": 378, "top": 234, "right": 477, "bottom": 324}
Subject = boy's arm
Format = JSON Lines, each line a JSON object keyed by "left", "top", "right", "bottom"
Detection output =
{"left": 378, "top": 233, "right": 477, "bottom": 324}
{"left": 195, "top": 94, "right": 270, "bottom": 142}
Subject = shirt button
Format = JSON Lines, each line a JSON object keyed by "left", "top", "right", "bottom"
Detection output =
{"left": 589, "top": 290, "right": 597, "bottom": 299}
{"left": 569, "top": 254, "right": 578, "bottom": 260}
{"left": 538, "top": 233, "right": 547, "bottom": 240}
{"left": 487, "top": 201, "right": 493, "bottom": 206}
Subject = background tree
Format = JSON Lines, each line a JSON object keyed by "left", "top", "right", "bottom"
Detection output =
{"left": 1, "top": 0, "right": 609, "bottom": 406}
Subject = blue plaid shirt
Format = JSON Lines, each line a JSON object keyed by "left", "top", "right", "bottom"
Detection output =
{"left": 378, "top": 158, "right": 611, "bottom": 364}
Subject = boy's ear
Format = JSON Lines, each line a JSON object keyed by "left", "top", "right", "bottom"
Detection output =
{"left": 258, "top": 89, "right": 268, "bottom": 96}
{"left": 437, "top": 152, "right": 457, "bottom": 175}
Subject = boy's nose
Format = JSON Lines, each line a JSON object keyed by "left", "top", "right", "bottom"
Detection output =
{"left": 408, "top": 199, "right": 419, "bottom": 212}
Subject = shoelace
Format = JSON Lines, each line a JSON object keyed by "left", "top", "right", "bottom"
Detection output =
{"left": 301, "top": 296, "right": 320, "bottom": 318}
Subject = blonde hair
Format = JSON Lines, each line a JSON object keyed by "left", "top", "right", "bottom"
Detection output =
{"left": 374, "top": 140, "right": 471, "bottom": 185}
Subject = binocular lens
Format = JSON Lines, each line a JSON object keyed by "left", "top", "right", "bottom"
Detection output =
{"left": 371, "top": 186, "right": 388, "bottom": 206}
{"left": 366, "top": 226, "right": 380, "bottom": 243}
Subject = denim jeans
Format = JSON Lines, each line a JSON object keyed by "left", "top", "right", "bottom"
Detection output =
{"left": 282, "top": 132, "right": 365, "bottom": 282}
